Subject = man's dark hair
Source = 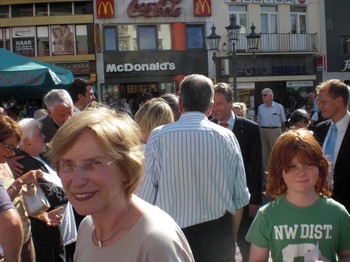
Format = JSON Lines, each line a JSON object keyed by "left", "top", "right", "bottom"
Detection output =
{"left": 68, "top": 79, "right": 93, "bottom": 103}
{"left": 140, "top": 93, "right": 153, "bottom": 104}
{"left": 180, "top": 74, "right": 213, "bottom": 113}
{"left": 214, "top": 82, "right": 234, "bottom": 102}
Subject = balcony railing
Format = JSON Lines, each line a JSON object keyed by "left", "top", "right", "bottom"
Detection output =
{"left": 233, "top": 33, "right": 318, "bottom": 53}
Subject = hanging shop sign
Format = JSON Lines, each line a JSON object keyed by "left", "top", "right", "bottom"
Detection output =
{"left": 96, "top": 0, "right": 115, "bottom": 18}
{"left": 12, "top": 27, "right": 35, "bottom": 57}
{"left": 104, "top": 50, "right": 208, "bottom": 77}
{"left": 194, "top": 0, "right": 211, "bottom": 17}
{"left": 341, "top": 60, "right": 350, "bottom": 72}
{"left": 127, "top": 0, "right": 182, "bottom": 18}
{"left": 227, "top": 0, "right": 309, "bottom": 4}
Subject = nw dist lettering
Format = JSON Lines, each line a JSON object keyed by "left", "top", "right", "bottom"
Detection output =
{"left": 274, "top": 224, "right": 332, "bottom": 240}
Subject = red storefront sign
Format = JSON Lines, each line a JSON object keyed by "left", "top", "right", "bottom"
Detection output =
{"left": 96, "top": 0, "right": 115, "bottom": 18}
{"left": 194, "top": 0, "right": 211, "bottom": 17}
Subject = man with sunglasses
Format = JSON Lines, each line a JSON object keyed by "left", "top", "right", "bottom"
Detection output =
{"left": 257, "top": 88, "right": 286, "bottom": 174}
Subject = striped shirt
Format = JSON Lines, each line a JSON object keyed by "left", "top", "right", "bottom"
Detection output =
{"left": 138, "top": 112, "right": 250, "bottom": 228}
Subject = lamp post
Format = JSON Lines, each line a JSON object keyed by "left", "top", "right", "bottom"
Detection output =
{"left": 207, "top": 16, "right": 261, "bottom": 101}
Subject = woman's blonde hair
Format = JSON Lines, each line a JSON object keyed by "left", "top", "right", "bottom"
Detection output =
{"left": 134, "top": 98, "right": 174, "bottom": 143}
{"left": 232, "top": 102, "right": 247, "bottom": 117}
{"left": 49, "top": 107, "right": 144, "bottom": 196}
{"left": 266, "top": 129, "right": 331, "bottom": 198}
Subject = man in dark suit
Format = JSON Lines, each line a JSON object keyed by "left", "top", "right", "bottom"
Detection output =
{"left": 212, "top": 82, "right": 263, "bottom": 262}
{"left": 313, "top": 79, "right": 350, "bottom": 212}
{"left": 39, "top": 89, "right": 74, "bottom": 144}
{"left": 8, "top": 89, "right": 74, "bottom": 177}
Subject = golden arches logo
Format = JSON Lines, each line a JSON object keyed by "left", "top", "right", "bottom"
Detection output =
{"left": 194, "top": 0, "right": 211, "bottom": 16}
{"left": 97, "top": 0, "right": 114, "bottom": 18}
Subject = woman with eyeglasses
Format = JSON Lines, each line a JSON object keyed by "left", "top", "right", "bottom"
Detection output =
{"left": 16, "top": 118, "right": 77, "bottom": 262}
{"left": 49, "top": 107, "right": 194, "bottom": 261}
{"left": 0, "top": 114, "right": 61, "bottom": 262}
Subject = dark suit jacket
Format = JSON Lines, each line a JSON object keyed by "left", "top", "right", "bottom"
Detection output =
{"left": 213, "top": 116, "right": 263, "bottom": 205}
{"left": 38, "top": 115, "right": 59, "bottom": 143}
{"left": 16, "top": 150, "right": 66, "bottom": 262}
{"left": 314, "top": 119, "right": 350, "bottom": 212}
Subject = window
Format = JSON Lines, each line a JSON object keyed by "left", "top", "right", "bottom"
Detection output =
{"left": 11, "top": 4, "right": 33, "bottom": 17}
{"left": 138, "top": 26, "right": 157, "bottom": 50}
{"left": 229, "top": 5, "right": 247, "bottom": 33}
{"left": 37, "top": 26, "right": 49, "bottom": 56}
{"left": 74, "top": 2, "right": 93, "bottom": 14}
{"left": 0, "top": 28, "right": 10, "bottom": 50}
{"left": 50, "top": 2, "right": 72, "bottom": 16}
{"left": 260, "top": 6, "right": 277, "bottom": 34}
{"left": 186, "top": 25, "right": 204, "bottom": 49}
{"left": 158, "top": 24, "right": 171, "bottom": 50}
{"left": 117, "top": 25, "right": 137, "bottom": 51}
{"left": 35, "top": 3, "right": 48, "bottom": 16}
{"left": 104, "top": 27, "right": 117, "bottom": 51}
{"left": 76, "top": 25, "right": 88, "bottom": 54}
{"left": 0, "top": 5, "right": 9, "bottom": 18}
{"left": 340, "top": 36, "right": 350, "bottom": 56}
{"left": 290, "top": 6, "right": 306, "bottom": 34}
{"left": 104, "top": 24, "right": 171, "bottom": 51}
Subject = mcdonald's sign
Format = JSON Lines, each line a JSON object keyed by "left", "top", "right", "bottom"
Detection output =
{"left": 96, "top": 0, "right": 115, "bottom": 18}
{"left": 194, "top": 0, "right": 211, "bottom": 17}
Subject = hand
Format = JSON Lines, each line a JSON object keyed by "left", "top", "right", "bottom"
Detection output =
{"left": 41, "top": 207, "right": 64, "bottom": 227}
{"left": 7, "top": 155, "right": 25, "bottom": 178}
{"left": 16, "top": 170, "right": 43, "bottom": 186}
{"left": 248, "top": 204, "right": 260, "bottom": 218}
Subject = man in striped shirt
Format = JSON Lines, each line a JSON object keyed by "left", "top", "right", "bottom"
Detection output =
{"left": 138, "top": 74, "right": 250, "bottom": 262}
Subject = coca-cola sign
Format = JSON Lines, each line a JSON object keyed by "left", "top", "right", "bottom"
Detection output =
{"left": 127, "top": 0, "right": 182, "bottom": 18}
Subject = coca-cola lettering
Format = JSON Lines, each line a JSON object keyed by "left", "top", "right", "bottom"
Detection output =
{"left": 106, "top": 62, "right": 176, "bottom": 73}
{"left": 127, "top": 0, "right": 181, "bottom": 18}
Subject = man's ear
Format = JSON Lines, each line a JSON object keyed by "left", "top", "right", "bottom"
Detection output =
{"left": 47, "top": 109, "right": 54, "bottom": 119}
{"left": 206, "top": 102, "right": 214, "bottom": 117}
{"left": 178, "top": 99, "right": 185, "bottom": 113}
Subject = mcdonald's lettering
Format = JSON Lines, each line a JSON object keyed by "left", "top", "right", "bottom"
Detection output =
{"left": 194, "top": 0, "right": 211, "bottom": 17}
{"left": 96, "top": 0, "right": 115, "bottom": 18}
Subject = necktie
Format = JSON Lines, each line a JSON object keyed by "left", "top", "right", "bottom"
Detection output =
{"left": 220, "top": 122, "right": 229, "bottom": 128}
{"left": 324, "top": 123, "right": 337, "bottom": 189}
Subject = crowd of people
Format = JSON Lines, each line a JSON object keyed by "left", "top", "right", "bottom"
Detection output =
{"left": 1, "top": 76, "right": 350, "bottom": 262}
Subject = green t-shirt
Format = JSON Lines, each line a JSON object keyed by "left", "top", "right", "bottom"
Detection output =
{"left": 246, "top": 195, "right": 350, "bottom": 261}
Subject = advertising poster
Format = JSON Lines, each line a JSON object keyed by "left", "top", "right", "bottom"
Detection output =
{"left": 51, "top": 25, "right": 74, "bottom": 55}
{"left": 12, "top": 27, "right": 35, "bottom": 57}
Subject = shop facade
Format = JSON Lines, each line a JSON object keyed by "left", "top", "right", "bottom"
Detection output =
{"left": 95, "top": 0, "right": 228, "bottom": 104}
{"left": 0, "top": 0, "right": 96, "bottom": 101}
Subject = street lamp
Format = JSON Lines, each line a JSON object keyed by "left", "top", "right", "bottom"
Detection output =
{"left": 246, "top": 23, "right": 261, "bottom": 58}
{"left": 206, "top": 16, "right": 261, "bottom": 101}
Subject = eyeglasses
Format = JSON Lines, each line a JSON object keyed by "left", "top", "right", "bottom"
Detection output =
{"left": 262, "top": 94, "right": 268, "bottom": 97}
{"left": 0, "top": 142, "right": 19, "bottom": 152}
{"left": 58, "top": 159, "right": 117, "bottom": 176}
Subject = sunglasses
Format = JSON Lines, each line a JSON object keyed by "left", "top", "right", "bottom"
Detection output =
{"left": 262, "top": 94, "right": 268, "bottom": 97}
{"left": 0, "top": 141, "right": 19, "bottom": 152}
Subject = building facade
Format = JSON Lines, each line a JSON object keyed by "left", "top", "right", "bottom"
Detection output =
{"left": 319, "top": 0, "right": 350, "bottom": 83}
{"left": 212, "top": 0, "right": 320, "bottom": 119}
{"left": 0, "top": 0, "right": 96, "bottom": 85}
{"left": 1, "top": 0, "right": 323, "bottom": 119}
{"left": 94, "top": 0, "right": 222, "bottom": 105}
